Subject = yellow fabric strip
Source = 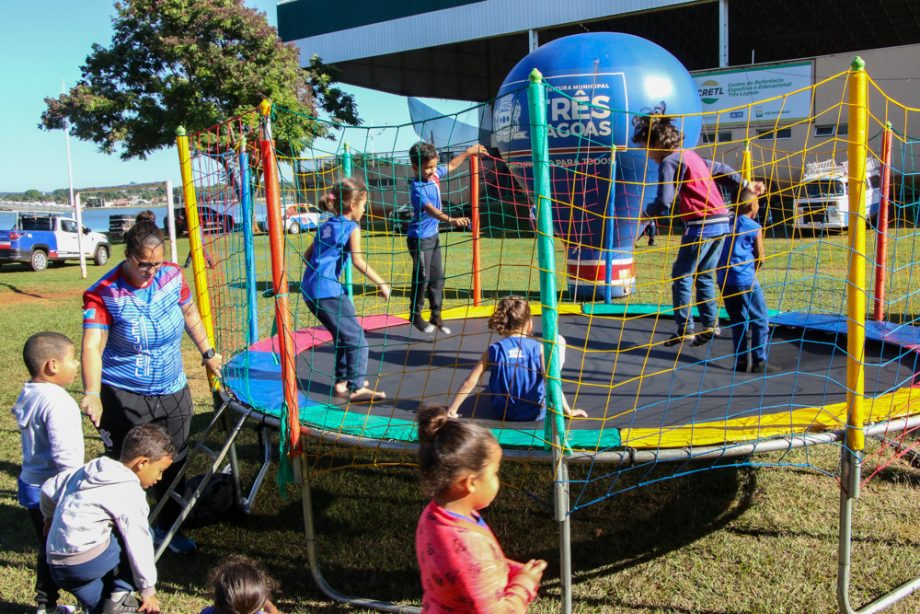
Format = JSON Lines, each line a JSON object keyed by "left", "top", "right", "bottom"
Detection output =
{"left": 620, "top": 386, "right": 920, "bottom": 449}
{"left": 393, "top": 302, "right": 583, "bottom": 321}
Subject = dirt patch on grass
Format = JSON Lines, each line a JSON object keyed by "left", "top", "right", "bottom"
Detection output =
{"left": 0, "top": 288, "right": 82, "bottom": 306}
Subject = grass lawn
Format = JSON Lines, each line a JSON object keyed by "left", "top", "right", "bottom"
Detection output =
{"left": 0, "top": 230, "right": 917, "bottom": 613}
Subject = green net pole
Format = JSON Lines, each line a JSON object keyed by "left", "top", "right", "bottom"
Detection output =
{"left": 342, "top": 144, "right": 354, "bottom": 300}
{"left": 527, "top": 70, "right": 566, "bottom": 450}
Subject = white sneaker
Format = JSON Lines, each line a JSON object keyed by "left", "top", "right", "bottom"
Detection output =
{"left": 412, "top": 317, "right": 435, "bottom": 334}
{"left": 436, "top": 325, "right": 451, "bottom": 335}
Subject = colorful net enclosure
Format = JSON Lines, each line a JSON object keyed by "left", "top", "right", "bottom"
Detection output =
{"left": 175, "top": 61, "right": 919, "bottom": 611}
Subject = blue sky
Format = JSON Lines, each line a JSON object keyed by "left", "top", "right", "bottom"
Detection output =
{"left": 0, "top": 1, "right": 434, "bottom": 192}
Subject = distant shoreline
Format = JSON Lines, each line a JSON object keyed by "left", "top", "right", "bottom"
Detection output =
{"left": 0, "top": 201, "right": 167, "bottom": 213}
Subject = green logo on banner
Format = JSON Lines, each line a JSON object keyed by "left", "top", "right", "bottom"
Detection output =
{"left": 698, "top": 79, "right": 723, "bottom": 105}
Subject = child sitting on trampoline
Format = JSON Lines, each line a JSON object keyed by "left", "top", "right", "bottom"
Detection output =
{"left": 301, "top": 177, "right": 391, "bottom": 402}
{"left": 446, "top": 296, "right": 587, "bottom": 421}
{"left": 717, "top": 191, "right": 779, "bottom": 374}
{"left": 415, "top": 405, "right": 547, "bottom": 612}
{"left": 632, "top": 113, "right": 765, "bottom": 347}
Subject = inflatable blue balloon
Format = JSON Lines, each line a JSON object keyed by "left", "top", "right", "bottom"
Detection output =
{"left": 492, "top": 32, "right": 701, "bottom": 298}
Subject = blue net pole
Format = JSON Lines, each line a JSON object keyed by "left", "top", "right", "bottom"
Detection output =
{"left": 239, "top": 139, "right": 259, "bottom": 345}
{"left": 342, "top": 145, "right": 354, "bottom": 300}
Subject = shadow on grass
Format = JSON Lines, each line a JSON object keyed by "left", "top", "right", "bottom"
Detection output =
{"left": 535, "top": 463, "right": 756, "bottom": 588}
{"left": 0, "top": 282, "right": 45, "bottom": 298}
{"left": 0, "top": 501, "right": 39, "bottom": 555}
{"left": 155, "top": 454, "right": 757, "bottom": 608}
{"left": 0, "top": 459, "right": 20, "bottom": 480}
{"left": 864, "top": 462, "right": 920, "bottom": 488}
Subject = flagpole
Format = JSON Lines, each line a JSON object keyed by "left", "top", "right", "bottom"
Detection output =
{"left": 63, "top": 80, "right": 87, "bottom": 279}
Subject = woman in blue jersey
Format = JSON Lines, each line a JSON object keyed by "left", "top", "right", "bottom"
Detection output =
{"left": 80, "top": 210, "right": 222, "bottom": 554}
{"left": 302, "top": 178, "right": 391, "bottom": 402}
{"left": 446, "top": 297, "right": 587, "bottom": 421}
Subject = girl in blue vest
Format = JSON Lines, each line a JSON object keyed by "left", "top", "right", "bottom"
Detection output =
{"left": 446, "top": 297, "right": 587, "bottom": 421}
{"left": 301, "top": 178, "right": 391, "bottom": 402}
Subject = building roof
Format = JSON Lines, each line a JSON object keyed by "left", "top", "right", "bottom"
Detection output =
{"left": 278, "top": 0, "right": 920, "bottom": 101}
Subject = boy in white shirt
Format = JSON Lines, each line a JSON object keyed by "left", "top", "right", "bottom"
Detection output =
{"left": 13, "top": 331, "right": 84, "bottom": 614}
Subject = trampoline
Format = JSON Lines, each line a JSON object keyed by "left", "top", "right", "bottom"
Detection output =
{"left": 221, "top": 304, "right": 920, "bottom": 453}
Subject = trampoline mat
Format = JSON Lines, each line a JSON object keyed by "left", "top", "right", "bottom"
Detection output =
{"left": 237, "top": 314, "right": 920, "bottom": 431}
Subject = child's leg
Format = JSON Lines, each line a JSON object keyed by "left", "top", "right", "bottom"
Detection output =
{"left": 406, "top": 237, "right": 430, "bottom": 326}
{"left": 330, "top": 295, "right": 369, "bottom": 391}
{"left": 49, "top": 535, "right": 124, "bottom": 613}
{"left": 313, "top": 296, "right": 380, "bottom": 399}
{"left": 693, "top": 236, "right": 727, "bottom": 333}
{"left": 425, "top": 236, "right": 445, "bottom": 323}
{"left": 723, "top": 289, "right": 750, "bottom": 368}
{"left": 27, "top": 506, "right": 61, "bottom": 608}
{"left": 307, "top": 298, "right": 350, "bottom": 387}
{"left": 670, "top": 237, "right": 701, "bottom": 335}
{"left": 748, "top": 281, "right": 770, "bottom": 364}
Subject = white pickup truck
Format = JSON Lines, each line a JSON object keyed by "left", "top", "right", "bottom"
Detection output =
{"left": 0, "top": 213, "right": 110, "bottom": 271}
{"left": 793, "top": 159, "right": 881, "bottom": 232}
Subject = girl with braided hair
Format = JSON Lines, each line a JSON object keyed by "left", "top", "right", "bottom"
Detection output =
{"left": 446, "top": 297, "right": 586, "bottom": 421}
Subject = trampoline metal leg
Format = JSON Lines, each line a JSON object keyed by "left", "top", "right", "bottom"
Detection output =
{"left": 297, "top": 454, "right": 421, "bottom": 613}
{"left": 837, "top": 448, "right": 920, "bottom": 613}
{"left": 555, "top": 455, "right": 573, "bottom": 614}
{"left": 239, "top": 428, "right": 273, "bottom": 513}
{"left": 221, "top": 407, "right": 244, "bottom": 509}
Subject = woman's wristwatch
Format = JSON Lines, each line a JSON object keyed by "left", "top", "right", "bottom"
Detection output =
{"left": 202, "top": 348, "right": 216, "bottom": 360}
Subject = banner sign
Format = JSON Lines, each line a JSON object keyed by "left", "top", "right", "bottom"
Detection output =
{"left": 693, "top": 61, "right": 814, "bottom": 126}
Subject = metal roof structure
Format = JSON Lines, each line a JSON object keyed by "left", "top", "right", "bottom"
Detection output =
{"left": 278, "top": 0, "right": 920, "bottom": 101}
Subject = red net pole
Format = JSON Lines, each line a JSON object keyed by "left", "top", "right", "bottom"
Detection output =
{"left": 259, "top": 100, "right": 301, "bottom": 454}
{"left": 470, "top": 153, "right": 482, "bottom": 306}
{"left": 872, "top": 124, "right": 892, "bottom": 322}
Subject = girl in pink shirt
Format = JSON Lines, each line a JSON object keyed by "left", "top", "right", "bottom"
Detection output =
{"left": 415, "top": 406, "right": 546, "bottom": 613}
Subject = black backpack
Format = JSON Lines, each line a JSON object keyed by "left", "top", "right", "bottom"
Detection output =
{"left": 182, "top": 472, "right": 238, "bottom": 527}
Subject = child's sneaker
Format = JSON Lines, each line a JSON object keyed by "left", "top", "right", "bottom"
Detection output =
{"left": 36, "top": 606, "right": 76, "bottom": 614}
{"left": 412, "top": 316, "right": 435, "bottom": 334}
{"left": 102, "top": 591, "right": 140, "bottom": 613}
{"left": 734, "top": 361, "right": 749, "bottom": 373}
{"left": 152, "top": 525, "right": 197, "bottom": 555}
{"left": 691, "top": 330, "right": 715, "bottom": 346}
{"left": 430, "top": 317, "right": 451, "bottom": 335}
{"left": 664, "top": 332, "right": 695, "bottom": 347}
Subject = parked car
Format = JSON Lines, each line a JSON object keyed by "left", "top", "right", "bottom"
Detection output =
{"left": 162, "top": 206, "right": 233, "bottom": 235}
{"left": 253, "top": 203, "right": 329, "bottom": 234}
{"left": 0, "top": 213, "right": 110, "bottom": 271}
{"left": 283, "top": 203, "right": 326, "bottom": 234}
{"left": 793, "top": 159, "right": 881, "bottom": 233}
{"left": 108, "top": 214, "right": 135, "bottom": 243}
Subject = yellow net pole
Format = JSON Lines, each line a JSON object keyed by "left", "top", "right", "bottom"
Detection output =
{"left": 741, "top": 140, "right": 753, "bottom": 182}
{"left": 176, "top": 126, "right": 219, "bottom": 391}
{"left": 845, "top": 58, "right": 867, "bottom": 452}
